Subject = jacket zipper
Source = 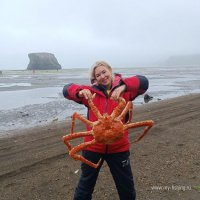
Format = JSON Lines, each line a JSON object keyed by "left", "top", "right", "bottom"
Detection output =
{"left": 104, "top": 88, "right": 116, "bottom": 154}
{"left": 105, "top": 96, "right": 109, "bottom": 154}
{"left": 103, "top": 88, "right": 114, "bottom": 154}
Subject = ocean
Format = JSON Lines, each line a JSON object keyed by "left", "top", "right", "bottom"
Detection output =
{"left": 0, "top": 66, "right": 200, "bottom": 136}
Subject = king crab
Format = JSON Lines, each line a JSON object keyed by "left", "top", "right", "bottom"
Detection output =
{"left": 62, "top": 96, "right": 154, "bottom": 168}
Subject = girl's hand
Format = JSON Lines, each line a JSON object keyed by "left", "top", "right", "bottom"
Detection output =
{"left": 78, "top": 89, "right": 93, "bottom": 100}
{"left": 110, "top": 85, "right": 126, "bottom": 101}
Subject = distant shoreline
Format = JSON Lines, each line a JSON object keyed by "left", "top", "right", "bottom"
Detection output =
{"left": 1, "top": 64, "right": 200, "bottom": 71}
{"left": 1, "top": 65, "right": 200, "bottom": 136}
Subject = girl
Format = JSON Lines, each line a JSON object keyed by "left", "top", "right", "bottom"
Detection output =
{"left": 63, "top": 61, "right": 149, "bottom": 200}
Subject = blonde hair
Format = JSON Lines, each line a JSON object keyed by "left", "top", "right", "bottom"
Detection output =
{"left": 90, "top": 61, "right": 112, "bottom": 83}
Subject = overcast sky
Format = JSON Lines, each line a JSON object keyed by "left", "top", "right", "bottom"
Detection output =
{"left": 0, "top": 0, "right": 199, "bottom": 69}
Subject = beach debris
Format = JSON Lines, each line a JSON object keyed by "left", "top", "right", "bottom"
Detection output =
{"left": 52, "top": 118, "right": 58, "bottom": 122}
{"left": 74, "top": 169, "right": 79, "bottom": 174}
{"left": 62, "top": 96, "right": 154, "bottom": 168}
{"left": 19, "top": 111, "right": 29, "bottom": 117}
{"left": 22, "top": 113, "right": 29, "bottom": 117}
{"left": 144, "top": 94, "right": 153, "bottom": 103}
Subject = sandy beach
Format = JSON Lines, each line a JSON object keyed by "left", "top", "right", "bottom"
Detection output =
{"left": 0, "top": 93, "right": 200, "bottom": 200}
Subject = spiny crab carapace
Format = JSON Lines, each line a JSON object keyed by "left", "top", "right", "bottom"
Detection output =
{"left": 62, "top": 96, "right": 154, "bottom": 168}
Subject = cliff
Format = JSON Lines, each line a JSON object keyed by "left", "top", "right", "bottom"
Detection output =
{"left": 163, "top": 54, "right": 200, "bottom": 66}
{"left": 27, "top": 53, "right": 61, "bottom": 70}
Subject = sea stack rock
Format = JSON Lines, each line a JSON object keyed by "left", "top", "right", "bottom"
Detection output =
{"left": 27, "top": 52, "right": 61, "bottom": 70}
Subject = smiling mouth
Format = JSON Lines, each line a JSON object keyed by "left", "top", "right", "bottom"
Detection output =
{"left": 102, "top": 79, "right": 109, "bottom": 84}
{"left": 102, "top": 77, "right": 109, "bottom": 82}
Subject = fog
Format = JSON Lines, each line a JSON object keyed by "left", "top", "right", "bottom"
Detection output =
{"left": 0, "top": 0, "right": 200, "bottom": 69}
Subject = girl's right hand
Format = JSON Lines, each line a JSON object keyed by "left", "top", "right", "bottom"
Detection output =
{"left": 78, "top": 89, "right": 93, "bottom": 100}
{"left": 110, "top": 84, "right": 126, "bottom": 101}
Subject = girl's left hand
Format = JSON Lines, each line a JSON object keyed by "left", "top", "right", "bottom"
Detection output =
{"left": 110, "top": 85, "right": 126, "bottom": 101}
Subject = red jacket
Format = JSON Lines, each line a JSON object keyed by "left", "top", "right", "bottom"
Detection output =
{"left": 63, "top": 74, "right": 149, "bottom": 153}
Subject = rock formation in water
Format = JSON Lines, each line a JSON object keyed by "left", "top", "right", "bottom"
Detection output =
{"left": 27, "top": 52, "right": 61, "bottom": 70}
{"left": 144, "top": 94, "right": 153, "bottom": 103}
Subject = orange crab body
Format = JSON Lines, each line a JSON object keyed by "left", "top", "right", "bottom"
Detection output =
{"left": 62, "top": 96, "right": 154, "bottom": 168}
{"left": 93, "top": 116, "right": 124, "bottom": 144}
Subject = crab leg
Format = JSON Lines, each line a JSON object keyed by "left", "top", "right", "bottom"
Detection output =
{"left": 69, "top": 139, "right": 102, "bottom": 168}
{"left": 63, "top": 131, "right": 93, "bottom": 150}
{"left": 88, "top": 97, "right": 102, "bottom": 119}
{"left": 111, "top": 97, "right": 126, "bottom": 119}
{"left": 116, "top": 101, "right": 133, "bottom": 122}
{"left": 70, "top": 112, "right": 93, "bottom": 133}
{"left": 124, "top": 120, "right": 154, "bottom": 143}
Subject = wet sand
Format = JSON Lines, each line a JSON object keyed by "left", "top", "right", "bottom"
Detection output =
{"left": 0, "top": 93, "right": 200, "bottom": 200}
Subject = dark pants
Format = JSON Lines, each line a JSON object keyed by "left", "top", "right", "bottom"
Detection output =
{"left": 73, "top": 150, "right": 136, "bottom": 200}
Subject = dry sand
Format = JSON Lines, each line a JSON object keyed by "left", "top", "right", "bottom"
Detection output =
{"left": 0, "top": 93, "right": 200, "bottom": 200}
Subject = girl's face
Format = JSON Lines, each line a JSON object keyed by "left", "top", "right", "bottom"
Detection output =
{"left": 94, "top": 65, "right": 112, "bottom": 89}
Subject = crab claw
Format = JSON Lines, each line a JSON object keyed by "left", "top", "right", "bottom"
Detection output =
{"left": 94, "top": 158, "right": 103, "bottom": 168}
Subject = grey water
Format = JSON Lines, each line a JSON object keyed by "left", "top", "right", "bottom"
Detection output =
{"left": 0, "top": 66, "right": 200, "bottom": 136}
